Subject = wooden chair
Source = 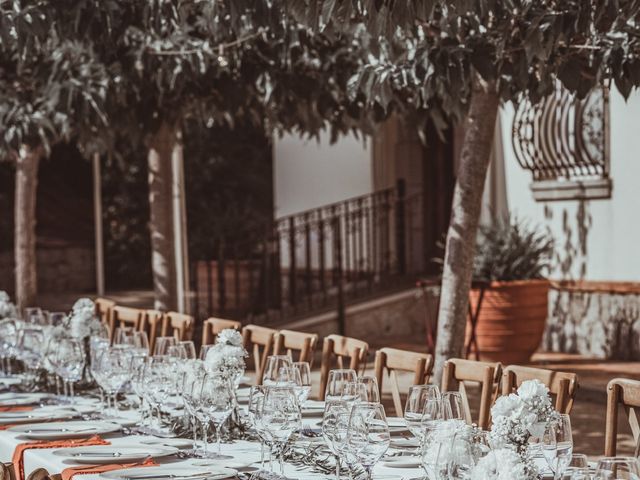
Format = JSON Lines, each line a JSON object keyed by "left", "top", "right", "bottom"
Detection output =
{"left": 202, "top": 317, "right": 242, "bottom": 346}
{"left": 441, "top": 358, "right": 502, "bottom": 429}
{"left": 26, "top": 469, "right": 60, "bottom": 480}
{"left": 94, "top": 297, "right": 115, "bottom": 325}
{"left": 319, "top": 334, "right": 369, "bottom": 401}
{"left": 162, "top": 312, "right": 194, "bottom": 342}
{"left": 110, "top": 306, "right": 146, "bottom": 342}
{"left": 1, "top": 463, "right": 15, "bottom": 480}
{"left": 274, "top": 329, "right": 319, "bottom": 366}
{"left": 145, "top": 310, "right": 165, "bottom": 353}
{"left": 501, "top": 365, "right": 578, "bottom": 414}
{"left": 374, "top": 347, "right": 434, "bottom": 417}
{"left": 605, "top": 378, "right": 640, "bottom": 456}
{"left": 242, "top": 325, "right": 277, "bottom": 384}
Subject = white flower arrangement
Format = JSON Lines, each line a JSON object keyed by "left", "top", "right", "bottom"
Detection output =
{"left": 66, "top": 298, "right": 102, "bottom": 340}
{"left": 0, "top": 291, "right": 18, "bottom": 320}
{"left": 205, "top": 328, "right": 247, "bottom": 382}
{"left": 478, "top": 378, "right": 556, "bottom": 480}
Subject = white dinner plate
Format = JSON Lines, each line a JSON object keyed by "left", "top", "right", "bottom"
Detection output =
{"left": 139, "top": 437, "right": 194, "bottom": 449}
{"left": 53, "top": 445, "right": 178, "bottom": 464}
{"left": 389, "top": 437, "right": 420, "bottom": 449}
{"left": 382, "top": 455, "right": 422, "bottom": 468}
{"left": 303, "top": 400, "right": 325, "bottom": 410}
{"left": 100, "top": 466, "right": 237, "bottom": 480}
{"left": 9, "top": 420, "right": 122, "bottom": 440}
{"left": 0, "top": 392, "right": 50, "bottom": 407}
{"left": 0, "top": 408, "right": 75, "bottom": 426}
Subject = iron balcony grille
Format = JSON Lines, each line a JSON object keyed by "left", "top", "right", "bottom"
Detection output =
{"left": 512, "top": 84, "right": 609, "bottom": 183}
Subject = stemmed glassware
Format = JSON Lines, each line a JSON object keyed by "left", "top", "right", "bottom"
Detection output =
{"left": 53, "top": 337, "right": 85, "bottom": 397}
{"left": 261, "top": 385, "right": 301, "bottom": 475}
{"left": 447, "top": 426, "right": 490, "bottom": 480}
{"left": 200, "top": 374, "right": 234, "bottom": 459}
{"left": 342, "top": 381, "right": 369, "bottom": 408}
{"left": 129, "top": 353, "right": 149, "bottom": 425}
{"left": 565, "top": 453, "right": 590, "bottom": 480}
{"left": 178, "top": 341, "right": 197, "bottom": 359}
{"left": 347, "top": 402, "right": 390, "bottom": 479}
{"left": 142, "top": 355, "right": 176, "bottom": 435}
{"left": 262, "top": 355, "right": 293, "bottom": 386}
{"left": 248, "top": 385, "right": 272, "bottom": 470}
{"left": 16, "top": 327, "right": 44, "bottom": 388}
{"left": 94, "top": 347, "right": 132, "bottom": 417}
{"left": 322, "top": 400, "right": 350, "bottom": 480}
{"left": 421, "top": 422, "right": 454, "bottom": 480}
{"left": 292, "top": 362, "right": 311, "bottom": 405}
{"left": 357, "top": 376, "right": 381, "bottom": 403}
{"left": 441, "top": 391, "right": 465, "bottom": 421}
{"left": 0, "top": 319, "right": 17, "bottom": 375}
{"left": 542, "top": 414, "right": 574, "bottom": 480}
{"left": 325, "top": 369, "right": 357, "bottom": 401}
{"left": 181, "top": 360, "right": 208, "bottom": 456}
{"left": 154, "top": 336, "right": 177, "bottom": 356}
{"left": 594, "top": 457, "right": 640, "bottom": 479}
{"left": 404, "top": 384, "right": 441, "bottom": 440}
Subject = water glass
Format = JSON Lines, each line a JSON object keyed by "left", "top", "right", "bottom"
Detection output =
{"left": 178, "top": 341, "right": 197, "bottom": 359}
{"left": 154, "top": 336, "right": 177, "bottom": 356}
{"left": 563, "top": 453, "right": 589, "bottom": 479}
{"left": 200, "top": 374, "right": 234, "bottom": 459}
{"left": 357, "top": 376, "right": 381, "bottom": 403}
{"left": 543, "top": 414, "right": 574, "bottom": 480}
{"left": 322, "top": 400, "right": 350, "bottom": 480}
{"left": 325, "top": 368, "right": 357, "bottom": 401}
{"left": 54, "top": 337, "right": 85, "bottom": 397}
{"left": 248, "top": 386, "right": 271, "bottom": 468}
{"left": 441, "top": 391, "right": 465, "bottom": 421}
{"left": 262, "top": 355, "right": 293, "bottom": 386}
{"left": 94, "top": 347, "right": 131, "bottom": 416}
{"left": 199, "top": 344, "right": 215, "bottom": 361}
{"left": 0, "top": 319, "right": 17, "bottom": 374}
{"left": 421, "top": 422, "right": 454, "bottom": 480}
{"left": 594, "top": 457, "right": 640, "bottom": 479}
{"left": 292, "top": 362, "right": 312, "bottom": 405}
{"left": 347, "top": 402, "right": 390, "bottom": 479}
{"left": 404, "top": 384, "right": 441, "bottom": 439}
{"left": 262, "top": 386, "right": 301, "bottom": 474}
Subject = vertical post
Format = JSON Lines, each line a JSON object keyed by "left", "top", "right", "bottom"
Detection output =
{"left": 332, "top": 207, "right": 345, "bottom": 336}
{"left": 92, "top": 152, "right": 105, "bottom": 296}
{"left": 304, "top": 213, "right": 312, "bottom": 309}
{"left": 171, "top": 132, "right": 189, "bottom": 313}
{"left": 318, "top": 213, "right": 326, "bottom": 304}
{"left": 217, "top": 241, "right": 226, "bottom": 315}
{"left": 395, "top": 178, "right": 407, "bottom": 275}
{"left": 288, "top": 217, "right": 297, "bottom": 309}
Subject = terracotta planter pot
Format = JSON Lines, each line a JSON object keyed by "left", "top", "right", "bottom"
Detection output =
{"left": 467, "top": 279, "right": 549, "bottom": 363}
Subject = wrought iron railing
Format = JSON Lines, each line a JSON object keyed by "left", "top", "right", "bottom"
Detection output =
{"left": 189, "top": 179, "right": 425, "bottom": 331}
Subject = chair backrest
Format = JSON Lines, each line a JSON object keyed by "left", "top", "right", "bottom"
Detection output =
{"left": 442, "top": 358, "right": 502, "bottom": 429}
{"left": 162, "top": 312, "right": 194, "bottom": 342}
{"left": 319, "top": 334, "right": 369, "bottom": 401}
{"left": 94, "top": 298, "right": 115, "bottom": 325}
{"left": 26, "top": 469, "right": 59, "bottom": 480}
{"left": 605, "top": 378, "right": 640, "bottom": 456}
{"left": 501, "top": 365, "right": 578, "bottom": 414}
{"left": 110, "top": 306, "right": 146, "bottom": 342}
{"left": 202, "top": 317, "right": 242, "bottom": 346}
{"left": 242, "top": 324, "right": 277, "bottom": 384}
{"left": 374, "top": 347, "right": 434, "bottom": 417}
{"left": 144, "top": 310, "right": 165, "bottom": 353}
{"left": 273, "top": 329, "right": 319, "bottom": 366}
{"left": 1, "top": 463, "right": 15, "bottom": 480}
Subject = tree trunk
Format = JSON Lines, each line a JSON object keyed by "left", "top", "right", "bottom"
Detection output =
{"left": 432, "top": 80, "right": 500, "bottom": 384}
{"left": 147, "top": 122, "right": 180, "bottom": 312}
{"left": 14, "top": 145, "right": 42, "bottom": 312}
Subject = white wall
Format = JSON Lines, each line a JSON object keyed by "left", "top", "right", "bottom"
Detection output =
{"left": 273, "top": 131, "right": 372, "bottom": 217}
{"left": 500, "top": 89, "right": 640, "bottom": 281}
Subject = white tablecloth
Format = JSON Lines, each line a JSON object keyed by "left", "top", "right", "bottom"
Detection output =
{"left": 0, "top": 411, "right": 424, "bottom": 479}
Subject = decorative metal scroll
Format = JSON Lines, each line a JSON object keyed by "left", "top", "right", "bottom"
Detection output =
{"left": 512, "top": 84, "right": 609, "bottom": 181}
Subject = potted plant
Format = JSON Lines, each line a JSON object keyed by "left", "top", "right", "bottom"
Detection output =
{"left": 467, "top": 217, "right": 554, "bottom": 363}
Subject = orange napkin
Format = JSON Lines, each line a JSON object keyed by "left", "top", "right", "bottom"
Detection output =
{"left": 0, "top": 406, "right": 34, "bottom": 413}
{"left": 61, "top": 457, "right": 158, "bottom": 480}
{"left": 12, "top": 435, "right": 110, "bottom": 480}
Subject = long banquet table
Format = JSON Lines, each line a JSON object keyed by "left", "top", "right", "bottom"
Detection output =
{"left": 0, "top": 395, "right": 424, "bottom": 480}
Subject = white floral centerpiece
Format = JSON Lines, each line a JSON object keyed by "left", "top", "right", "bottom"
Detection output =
{"left": 469, "top": 379, "right": 556, "bottom": 480}
{"left": 66, "top": 298, "right": 102, "bottom": 340}
{"left": 205, "top": 329, "right": 247, "bottom": 384}
{"left": 0, "top": 291, "right": 18, "bottom": 320}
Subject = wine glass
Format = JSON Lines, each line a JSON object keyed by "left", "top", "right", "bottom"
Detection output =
{"left": 89, "top": 337, "right": 110, "bottom": 413}
{"left": 347, "top": 402, "right": 390, "bottom": 479}
{"left": 262, "top": 355, "right": 293, "bottom": 386}
{"left": 448, "top": 425, "right": 487, "bottom": 480}
{"left": 167, "top": 345, "right": 188, "bottom": 360}
{"left": 322, "top": 400, "right": 350, "bottom": 480}
{"left": 53, "top": 337, "right": 86, "bottom": 397}
{"left": 16, "top": 327, "right": 44, "bottom": 387}
{"left": 422, "top": 397, "right": 443, "bottom": 429}
{"left": 404, "top": 385, "right": 441, "bottom": 440}
{"left": 94, "top": 347, "right": 131, "bottom": 416}
{"left": 292, "top": 362, "right": 312, "bottom": 405}
{"left": 129, "top": 353, "right": 149, "bottom": 425}
{"left": 262, "top": 386, "right": 301, "bottom": 474}
{"left": 181, "top": 360, "right": 208, "bottom": 456}
{"left": 543, "top": 414, "right": 574, "bottom": 480}
{"left": 199, "top": 344, "right": 215, "bottom": 361}
{"left": 178, "top": 341, "right": 197, "bottom": 359}
{"left": 248, "top": 385, "right": 271, "bottom": 469}
{"left": 143, "top": 355, "right": 176, "bottom": 435}
{"left": 342, "top": 381, "right": 368, "bottom": 409}
{"left": 130, "top": 331, "right": 150, "bottom": 354}
{"left": 358, "top": 376, "right": 381, "bottom": 403}
{"left": 563, "top": 453, "right": 589, "bottom": 480}
{"left": 421, "top": 422, "right": 454, "bottom": 480}
{"left": 154, "top": 336, "right": 177, "bottom": 356}
{"left": 113, "top": 327, "right": 134, "bottom": 347}
{"left": 0, "top": 319, "right": 17, "bottom": 374}
{"left": 325, "top": 369, "right": 357, "bottom": 401}
{"left": 24, "top": 307, "right": 46, "bottom": 326}
{"left": 441, "top": 391, "right": 465, "bottom": 422}
{"left": 594, "top": 457, "right": 640, "bottom": 479}
{"left": 48, "top": 312, "right": 67, "bottom": 327}
{"left": 200, "top": 374, "right": 234, "bottom": 459}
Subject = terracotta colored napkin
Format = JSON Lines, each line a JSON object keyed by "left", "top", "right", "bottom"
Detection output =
{"left": 61, "top": 457, "right": 158, "bottom": 480}
{"left": 0, "top": 406, "right": 34, "bottom": 413}
{"left": 12, "top": 435, "right": 110, "bottom": 480}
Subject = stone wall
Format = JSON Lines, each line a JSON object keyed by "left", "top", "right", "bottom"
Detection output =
{"left": 543, "top": 282, "right": 640, "bottom": 360}
{"left": 0, "top": 246, "right": 95, "bottom": 295}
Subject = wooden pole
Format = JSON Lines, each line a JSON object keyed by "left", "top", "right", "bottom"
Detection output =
{"left": 93, "top": 152, "right": 105, "bottom": 296}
